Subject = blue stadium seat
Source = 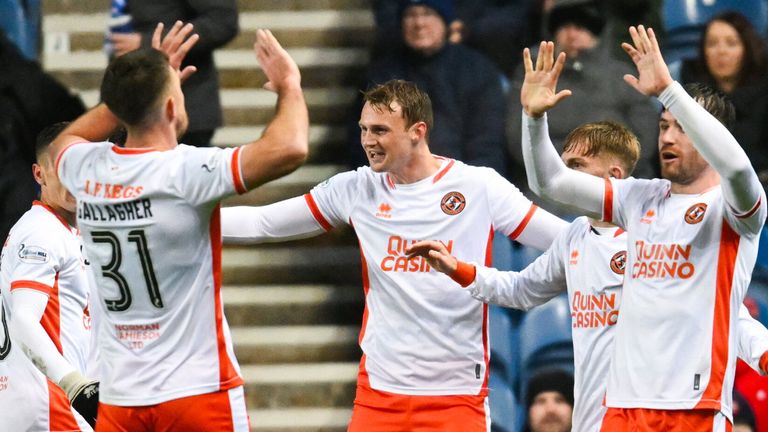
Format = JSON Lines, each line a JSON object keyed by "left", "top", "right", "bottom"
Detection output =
{"left": 489, "top": 305, "right": 519, "bottom": 387}
{"left": 489, "top": 370, "right": 517, "bottom": 432}
{"left": 662, "top": 0, "right": 768, "bottom": 63}
{"left": 755, "top": 226, "right": 768, "bottom": 273}
{"left": 518, "top": 294, "right": 574, "bottom": 399}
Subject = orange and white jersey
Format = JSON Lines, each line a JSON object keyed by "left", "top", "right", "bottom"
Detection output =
{"left": 0, "top": 293, "right": 90, "bottom": 431}
{"left": 470, "top": 217, "right": 625, "bottom": 431}
{"left": 0, "top": 201, "right": 91, "bottom": 376}
{"left": 307, "top": 158, "right": 565, "bottom": 396}
{"left": 603, "top": 176, "right": 767, "bottom": 418}
{"left": 57, "top": 141, "right": 247, "bottom": 406}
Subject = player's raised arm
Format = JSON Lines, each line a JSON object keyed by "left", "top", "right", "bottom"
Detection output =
{"left": 221, "top": 197, "right": 326, "bottom": 244}
{"left": 238, "top": 30, "right": 309, "bottom": 190}
{"left": 736, "top": 304, "right": 768, "bottom": 375}
{"left": 519, "top": 42, "right": 605, "bottom": 219}
{"left": 622, "top": 25, "right": 763, "bottom": 220}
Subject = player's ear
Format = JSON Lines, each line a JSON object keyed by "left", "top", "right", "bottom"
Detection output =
{"left": 32, "top": 163, "right": 45, "bottom": 186}
{"left": 410, "top": 121, "right": 428, "bottom": 142}
{"left": 608, "top": 165, "right": 624, "bottom": 180}
{"left": 165, "top": 96, "right": 176, "bottom": 122}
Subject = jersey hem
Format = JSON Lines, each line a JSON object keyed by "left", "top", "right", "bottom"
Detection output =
{"left": 366, "top": 383, "right": 487, "bottom": 397}
{"left": 100, "top": 377, "right": 244, "bottom": 406}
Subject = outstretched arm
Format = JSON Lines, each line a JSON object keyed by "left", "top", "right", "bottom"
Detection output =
{"left": 406, "top": 238, "right": 567, "bottom": 311}
{"left": 519, "top": 41, "right": 605, "bottom": 218}
{"left": 221, "top": 196, "right": 326, "bottom": 244}
{"left": 238, "top": 30, "right": 309, "bottom": 190}
{"left": 622, "top": 26, "right": 763, "bottom": 218}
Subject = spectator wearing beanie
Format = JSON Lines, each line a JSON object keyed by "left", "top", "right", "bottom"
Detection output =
{"left": 346, "top": 0, "right": 509, "bottom": 180}
{"left": 525, "top": 369, "right": 574, "bottom": 432}
{"left": 506, "top": 0, "right": 660, "bottom": 217}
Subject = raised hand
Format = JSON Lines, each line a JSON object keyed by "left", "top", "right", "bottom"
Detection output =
{"left": 254, "top": 29, "right": 301, "bottom": 93}
{"left": 151, "top": 21, "right": 199, "bottom": 82}
{"left": 621, "top": 25, "right": 673, "bottom": 97}
{"left": 405, "top": 240, "right": 458, "bottom": 276}
{"left": 521, "top": 41, "right": 572, "bottom": 118}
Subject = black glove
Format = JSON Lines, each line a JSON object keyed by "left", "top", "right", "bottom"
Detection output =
{"left": 59, "top": 371, "right": 99, "bottom": 428}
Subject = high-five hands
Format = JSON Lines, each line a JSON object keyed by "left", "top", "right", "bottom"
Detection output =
{"left": 151, "top": 21, "right": 199, "bottom": 82}
{"left": 621, "top": 25, "right": 673, "bottom": 97}
{"left": 521, "top": 41, "right": 572, "bottom": 118}
{"left": 254, "top": 29, "right": 302, "bottom": 93}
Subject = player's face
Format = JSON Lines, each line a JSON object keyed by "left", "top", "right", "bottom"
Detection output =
{"left": 528, "top": 391, "right": 573, "bottom": 432}
{"left": 562, "top": 144, "right": 615, "bottom": 179}
{"left": 35, "top": 154, "right": 77, "bottom": 214}
{"left": 167, "top": 66, "right": 189, "bottom": 139}
{"left": 359, "top": 101, "right": 418, "bottom": 174}
{"left": 704, "top": 20, "right": 744, "bottom": 87}
{"left": 401, "top": 5, "right": 447, "bottom": 56}
{"left": 658, "top": 110, "right": 710, "bottom": 185}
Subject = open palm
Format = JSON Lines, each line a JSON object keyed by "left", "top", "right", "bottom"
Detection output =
{"left": 521, "top": 41, "right": 572, "bottom": 117}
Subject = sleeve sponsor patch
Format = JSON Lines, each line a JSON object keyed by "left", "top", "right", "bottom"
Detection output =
{"left": 17, "top": 244, "right": 50, "bottom": 264}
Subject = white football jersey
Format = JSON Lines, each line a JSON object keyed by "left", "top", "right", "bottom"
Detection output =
{"left": 603, "top": 177, "right": 766, "bottom": 418}
{"left": 0, "top": 201, "right": 91, "bottom": 376}
{"left": 0, "top": 292, "right": 89, "bottom": 431}
{"left": 470, "top": 217, "right": 625, "bottom": 431}
{"left": 57, "top": 142, "right": 247, "bottom": 405}
{"left": 307, "top": 158, "right": 550, "bottom": 396}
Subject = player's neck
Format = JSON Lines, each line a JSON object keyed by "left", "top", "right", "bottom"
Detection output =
{"left": 123, "top": 124, "right": 178, "bottom": 151}
{"left": 588, "top": 217, "right": 615, "bottom": 228}
{"left": 388, "top": 150, "right": 442, "bottom": 185}
{"left": 669, "top": 169, "right": 720, "bottom": 195}
{"left": 39, "top": 195, "right": 76, "bottom": 227}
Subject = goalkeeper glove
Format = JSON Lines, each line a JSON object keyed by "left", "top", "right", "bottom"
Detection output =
{"left": 59, "top": 370, "right": 99, "bottom": 428}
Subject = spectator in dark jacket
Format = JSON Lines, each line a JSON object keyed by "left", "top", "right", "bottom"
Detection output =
{"left": 350, "top": 0, "right": 508, "bottom": 176}
{"left": 107, "top": 0, "right": 238, "bottom": 147}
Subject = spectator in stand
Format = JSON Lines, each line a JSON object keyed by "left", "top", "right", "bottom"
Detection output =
{"left": 351, "top": 0, "right": 508, "bottom": 177}
{"left": 106, "top": 0, "right": 238, "bottom": 147}
{"left": 506, "top": 0, "right": 659, "bottom": 212}
{"left": 524, "top": 369, "right": 574, "bottom": 432}
{"left": 672, "top": 11, "right": 768, "bottom": 190}
{"left": 0, "top": 30, "right": 85, "bottom": 242}
{"left": 0, "top": 0, "right": 41, "bottom": 60}
{"left": 733, "top": 390, "right": 758, "bottom": 432}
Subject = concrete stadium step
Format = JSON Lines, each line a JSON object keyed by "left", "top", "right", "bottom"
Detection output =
{"left": 231, "top": 325, "right": 360, "bottom": 363}
{"left": 43, "top": 0, "right": 370, "bottom": 15}
{"left": 223, "top": 285, "right": 363, "bottom": 327}
{"left": 221, "top": 245, "right": 362, "bottom": 285}
{"left": 249, "top": 408, "right": 350, "bottom": 432}
{"left": 44, "top": 48, "right": 368, "bottom": 90}
{"left": 242, "top": 362, "right": 357, "bottom": 409}
{"left": 44, "top": 10, "right": 374, "bottom": 51}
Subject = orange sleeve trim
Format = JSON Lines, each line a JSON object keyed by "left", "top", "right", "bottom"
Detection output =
{"left": 760, "top": 351, "right": 768, "bottom": 375}
{"left": 304, "top": 193, "right": 333, "bottom": 231}
{"left": 10, "top": 280, "right": 53, "bottom": 295}
{"left": 231, "top": 147, "right": 247, "bottom": 194}
{"left": 509, "top": 204, "right": 538, "bottom": 240}
{"left": 54, "top": 141, "right": 89, "bottom": 177}
{"left": 603, "top": 178, "right": 614, "bottom": 223}
{"left": 735, "top": 196, "right": 761, "bottom": 219}
{"left": 450, "top": 261, "right": 477, "bottom": 288}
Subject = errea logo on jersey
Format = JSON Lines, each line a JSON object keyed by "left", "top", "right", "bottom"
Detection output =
{"left": 376, "top": 203, "right": 392, "bottom": 219}
{"left": 640, "top": 209, "right": 656, "bottom": 224}
{"left": 380, "top": 235, "right": 454, "bottom": 273}
{"left": 632, "top": 240, "right": 694, "bottom": 279}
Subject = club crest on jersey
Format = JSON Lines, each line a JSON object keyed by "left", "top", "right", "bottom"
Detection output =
{"left": 440, "top": 192, "right": 466, "bottom": 215}
{"left": 18, "top": 244, "right": 49, "bottom": 263}
{"left": 610, "top": 251, "right": 627, "bottom": 275}
{"left": 684, "top": 203, "right": 707, "bottom": 224}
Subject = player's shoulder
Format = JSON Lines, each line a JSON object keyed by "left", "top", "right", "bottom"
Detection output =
{"left": 61, "top": 140, "right": 112, "bottom": 160}
{"left": 6, "top": 207, "right": 69, "bottom": 258}
{"left": 615, "top": 176, "right": 670, "bottom": 197}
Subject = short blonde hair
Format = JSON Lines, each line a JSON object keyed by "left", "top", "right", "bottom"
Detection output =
{"left": 563, "top": 121, "right": 641, "bottom": 175}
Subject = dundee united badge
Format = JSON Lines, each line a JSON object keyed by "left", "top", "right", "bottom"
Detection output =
{"left": 441, "top": 192, "right": 466, "bottom": 215}
{"left": 684, "top": 203, "right": 707, "bottom": 224}
{"left": 610, "top": 251, "right": 627, "bottom": 275}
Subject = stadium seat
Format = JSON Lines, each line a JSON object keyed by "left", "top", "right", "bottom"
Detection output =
{"left": 518, "top": 294, "right": 574, "bottom": 399}
{"left": 755, "top": 225, "right": 768, "bottom": 273}
{"left": 489, "top": 305, "right": 519, "bottom": 387}
{"left": 489, "top": 369, "right": 517, "bottom": 432}
{"left": 662, "top": 0, "right": 768, "bottom": 63}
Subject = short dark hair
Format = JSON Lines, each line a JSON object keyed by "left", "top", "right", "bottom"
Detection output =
{"left": 683, "top": 82, "right": 736, "bottom": 130}
{"left": 564, "top": 121, "right": 641, "bottom": 175}
{"left": 100, "top": 49, "right": 171, "bottom": 127}
{"left": 35, "top": 122, "right": 70, "bottom": 163}
{"left": 362, "top": 79, "right": 434, "bottom": 137}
